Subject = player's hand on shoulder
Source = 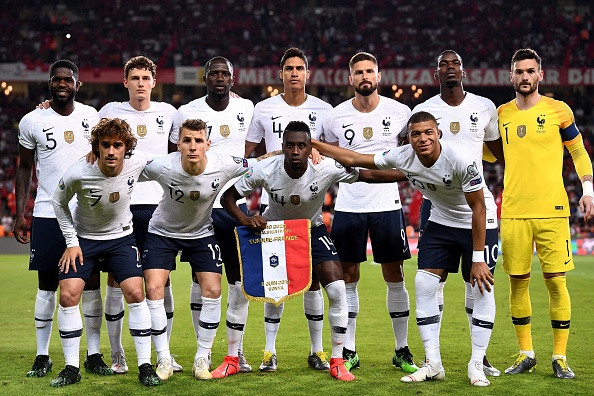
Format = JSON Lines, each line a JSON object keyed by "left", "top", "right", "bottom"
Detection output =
{"left": 86, "top": 151, "right": 97, "bottom": 164}
{"left": 309, "top": 147, "right": 324, "bottom": 165}
{"left": 242, "top": 215, "right": 267, "bottom": 231}
{"left": 230, "top": 91, "right": 242, "bottom": 98}
{"left": 59, "top": 247, "right": 83, "bottom": 274}
{"left": 37, "top": 99, "right": 52, "bottom": 110}
{"left": 469, "top": 261, "right": 494, "bottom": 294}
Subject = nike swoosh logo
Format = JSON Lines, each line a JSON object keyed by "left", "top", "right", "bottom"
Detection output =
{"left": 564, "top": 259, "right": 571, "bottom": 265}
{"left": 136, "top": 262, "right": 142, "bottom": 268}
{"left": 331, "top": 251, "right": 338, "bottom": 255}
{"left": 271, "top": 116, "right": 282, "bottom": 120}
{"left": 171, "top": 182, "right": 180, "bottom": 186}
{"left": 216, "top": 262, "right": 223, "bottom": 267}
{"left": 342, "top": 124, "right": 353, "bottom": 128}
{"left": 139, "top": 330, "right": 151, "bottom": 336}
{"left": 503, "top": 122, "right": 511, "bottom": 127}
{"left": 435, "top": 118, "right": 441, "bottom": 121}
{"left": 43, "top": 127, "right": 54, "bottom": 132}
{"left": 270, "top": 188, "right": 282, "bottom": 192}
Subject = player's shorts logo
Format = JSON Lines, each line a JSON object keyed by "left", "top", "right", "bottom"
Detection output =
{"left": 64, "top": 131, "right": 74, "bottom": 144}
{"left": 517, "top": 125, "right": 527, "bottom": 138}
{"left": 220, "top": 125, "right": 230, "bottom": 138}
{"left": 269, "top": 254, "right": 279, "bottom": 268}
{"left": 137, "top": 125, "right": 147, "bottom": 137}
{"left": 450, "top": 122, "right": 460, "bottom": 135}
{"left": 290, "top": 195, "right": 301, "bottom": 205}
{"left": 109, "top": 192, "right": 120, "bottom": 203}
{"left": 190, "top": 191, "right": 201, "bottom": 201}
{"left": 363, "top": 127, "right": 373, "bottom": 140}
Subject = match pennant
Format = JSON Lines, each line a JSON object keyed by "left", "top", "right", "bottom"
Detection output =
{"left": 235, "top": 219, "right": 312, "bottom": 306}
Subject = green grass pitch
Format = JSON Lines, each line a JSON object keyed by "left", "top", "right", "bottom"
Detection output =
{"left": 1, "top": 254, "right": 592, "bottom": 395}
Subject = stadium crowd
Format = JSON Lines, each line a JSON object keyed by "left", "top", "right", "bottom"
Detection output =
{"left": 3, "top": 0, "right": 594, "bottom": 69}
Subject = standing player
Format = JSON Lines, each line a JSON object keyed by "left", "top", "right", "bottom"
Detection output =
{"left": 51, "top": 118, "right": 160, "bottom": 387}
{"left": 320, "top": 52, "right": 416, "bottom": 372}
{"left": 141, "top": 119, "right": 261, "bottom": 380}
{"left": 98, "top": 56, "right": 180, "bottom": 376}
{"left": 170, "top": 57, "right": 255, "bottom": 373}
{"left": 13, "top": 60, "right": 110, "bottom": 378}
{"left": 411, "top": 50, "right": 503, "bottom": 377}
{"left": 244, "top": 48, "right": 334, "bottom": 371}
{"left": 312, "top": 112, "right": 498, "bottom": 387}
{"left": 498, "top": 48, "right": 593, "bottom": 379}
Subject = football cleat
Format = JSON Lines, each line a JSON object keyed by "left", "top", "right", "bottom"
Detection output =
{"left": 401, "top": 360, "right": 445, "bottom": 382}
{"left": 111, "top": 351, "right": 128, "bottom": 374}
{"left": 138, "top": 363, "right": 162, "bottom": 386}
{"left": 329, "top": 358, "right": 355, "bottom": 381}
{"left": 84, "top": 353, "right": 114, "bottom": 375}
{"left": 259, "top": 350, "right": 278, "bottom": 372}
{"left": 393, "top": 346, "right": 419, "bottom": 373}
{"left": 308, "top": 351, "right": 330, "bottom": 371}
{"left": 504, "top": 353, "right": 537, "bottom": 374}
{"left": 193, "top": 357, "right": 212, "bottom": 380}
{"left": 483, "top": 356, "right": 501, "bottom": 377}
{"left": 342, "top": 348, "right": 360, "bottom": 371}
{"left": 155, "top": 357, "right": 173, "bottom": 380}
{"left": 171, "top": 354, "right": 183, "bottom": 372}
{"left": 49, "top": 365, "right": 81, "bottom": 387}
{"left": 552, "top": 357, "right": 575, "bottom": 379}
{"left": 238, "top": 349, "right": 252, "bottom": 373}
{"left": 27, "top": 355, "right": 52, "bottom": 377}
{"left": 468, "top": 361, "right": 490, "bottom": 386}
{"left": 211, "top": 355, "right": 240, "bottom": 378}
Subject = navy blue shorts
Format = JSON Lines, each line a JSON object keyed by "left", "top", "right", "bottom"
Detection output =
{"left": 212, "top": 204, "right": 248, "bottom": 271}
{"left": 131, "top": 204, "right": 157, "bottom": 253}
{"left": 143, "top": 233, "right": 223, "bottom": 274}
{"left": 311, "top": 224, "right": 340, "bottom": 265}
{"left": 417, "top": 221, "right": 499, "bottom": 273}
{"left": 331, "top": 210, "right": 411, "bottom": 263}
{"left": 419, "top": 198, "right": 432, "bottom": 236}
{"left": 58, "top": 234, "right": 142, "bottom": 283}
{"left": 29, "top": 217, "right": 66, "bottom": 272}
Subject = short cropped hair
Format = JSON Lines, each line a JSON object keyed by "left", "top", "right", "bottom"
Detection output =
{"left": 349, "top": 52, "right": 378, "bottom": 72}
{"left": 511, "top": 48, "right": 542, "bottom": 70}
{"left": 179, "top": 119, "right": 208, "bottom": 139}
{"left": 283, "top": 120, "right": 311, "bottom": 138}
{"left": 280, "top": 47, "right": 308, "bottom": 70}
{"left": 205, "top": 56, "right": 234, "bottom": 75}
{"left": 436, "top": 50, "right": 463, "bottom": 68}
{"left": 124, "top": 56, "right": 157, "bottom": 79}
{"left": 90, "top": 118, "right": 137, "bottom": 159}
{"left": 50, "top": 59, "right": 79, "bottom": 79}
{"left": 407, "top": 111, "right": 438, "bottom": 129}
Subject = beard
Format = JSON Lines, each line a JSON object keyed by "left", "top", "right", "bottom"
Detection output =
{"left": 513, "top": 81, "right": 538, "bottom": 96}
{"left": 50, "top": 89, "right": 75, "bottom": 106}
{"left": 354, "top": 82, "right": 377, "bottom": 97}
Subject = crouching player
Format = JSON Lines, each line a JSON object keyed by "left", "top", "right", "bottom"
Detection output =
{"left": 312, "top": 111, "right": 498, "bottom": 387}
{"left": 52, "top": 118, "right": 161, "bottom": 387}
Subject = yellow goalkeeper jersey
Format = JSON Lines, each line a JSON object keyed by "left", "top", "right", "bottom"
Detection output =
{"left": 498, "top": 96, "right": 580, "bottom": 218}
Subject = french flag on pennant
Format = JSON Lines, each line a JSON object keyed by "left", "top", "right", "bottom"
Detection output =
{"left": 235, "top": 219, "right": 312, "bottom": 306}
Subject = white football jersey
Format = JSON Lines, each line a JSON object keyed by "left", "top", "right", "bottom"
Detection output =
{"left": 99, "top": 101, "right": 176, "bottom": 205}
{"left": 374, "top": 140, "right": 497, "bottom": 229}
{"left": 171, "top": 96, "right": 254, "bottom": 208}
{"left": 234, "top": 156, "right": 359, "bottom": 227}
{"left": 19, "top": 102, "right": 99, "bottom": 218}
{"left": 322, "top": 96, "right": 411, "bottom": 212}
{"left": 142, "top": 151, "right": 253, "bottom": 239}
{"left": 53, "top": 152, "right": 147, "bottom": 247}
{"left": 246, "top": 94, "right": 332, "bottom": 152}
{"left": 412, "top": 92, "right": 499, "bottom": 172}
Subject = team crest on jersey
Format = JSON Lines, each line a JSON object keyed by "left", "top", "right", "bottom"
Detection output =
{"left": 382, "top": 117, "right": 391, "bottom": 135}
{"left": 212, "top": 179, "right": 220, "bottom": 190}
{"left": 517, "top": 125, "right": 527, "bottom": 138}
{"left": 190, "top": 191, "right": 200, "bottom": 201}
{"left": 290, "top": 195, "right": 301, "bottom": 205}
{"left": 220, "top": 125, "right": 230, "bottom": 138}
{"left": 450, "top": 122, "right": 460, "bottom": 135}
{"left": 109, "top": 192, "right": 120, "bottom": 203}
{"left": 443, "top": 174, "right": 452, "bottom": 189}
{"left": 309, "top": 182, "right": 319, "bottom": 198}
{"left": 63, "top": 131, "right": 74, "bottom": 144}
{"left": 308, "top": 112, "right": 317, "bottom": 129}
{"left": 536, "top": 115, "right": 546, "bottom": 133}
{"left": 156, "top": 115, "right": 164, "bottom": 133}
{"left": 470, "top": 113, "right": 478, "bottom": 125}
{"left": 427, "top": 183, "right": 437, "bottom": 191}
{"left": 269, "top": 254, "right": 279, "bottom": 268}
{"left": 363, "top": 127, "right": 373, "bottom": 140}
{"left": 137, "top": 125, "right": 147, "bottom": 137}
